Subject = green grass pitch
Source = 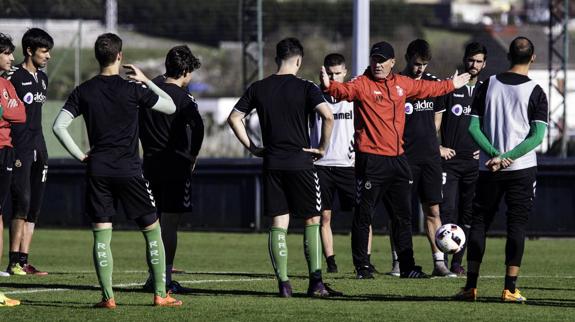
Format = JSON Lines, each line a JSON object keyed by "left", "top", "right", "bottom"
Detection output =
{"left": 1, "top": 230, "right": 574, "bottom": 321}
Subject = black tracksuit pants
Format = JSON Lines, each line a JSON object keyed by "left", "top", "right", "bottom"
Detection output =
{"left": 352, "top": 152, "right": 416, "bottom": 272}
{"left": 440, "top": 158, "right": 479, "bottom": 265}
{"left": 467, "top": 167, "right": 537, "bottom": 267}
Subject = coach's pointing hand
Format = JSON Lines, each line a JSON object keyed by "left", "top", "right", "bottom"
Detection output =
{"left": 451, "top": 70, "right": 471, "bottom": 89}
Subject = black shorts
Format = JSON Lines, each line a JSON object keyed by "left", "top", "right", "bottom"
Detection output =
{"left": 143, "top": 155, "right": 194, "bottom": 213}
{"left": 409, "top": 161, "right": 443, "bottom": 204}
{"left": 86, "top": 175, "right": 157, "bottom": 221}
{"left": 11, "top": 148, "right": 48, "bottom": 222}
{"left": 316, "top": 165, "right": 355, "bottom": 211}
{"left": 0, "top": 148, "right": 14, "bottom": 215}
{"left": 263, "top": 169, "right": 321, "bottom": 218}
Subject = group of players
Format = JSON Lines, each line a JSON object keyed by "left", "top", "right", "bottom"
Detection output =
{"left": 1, "top": 30, "right": 204, "bottom": 308}
{"left": 0, "top": 28, "right": 546, "bottom": 308}
{"left": 230, "top": 35, "right": 547, "bottom": 303}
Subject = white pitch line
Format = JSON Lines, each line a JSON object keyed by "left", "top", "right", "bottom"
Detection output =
{"left": 48, "top": 270, "right": 268, "bottom": 275}
{"left": 45, "top": 271, "right": 575, "bottom": 279}
{"left": 4, "top": 278, "right": 269, "bottom": 295}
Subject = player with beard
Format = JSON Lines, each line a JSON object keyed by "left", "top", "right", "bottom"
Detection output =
{"left": 435, "top": 42, "right": 487, "bottom": 275}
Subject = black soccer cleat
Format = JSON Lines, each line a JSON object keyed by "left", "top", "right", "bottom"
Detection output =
{"left": 355, "top": 266, "right": 374, "bottom": 279}
{"left": 326, "top": 255, "right": 338, "bottom": 273}
{"left": 278, "top": 281, "right": 293, "bottom": 298}
{"left": 400, "top": 266, "right": 430, "bottom": 279}
{"left": 307, "top": 280, "right": 342, "bottom": 297}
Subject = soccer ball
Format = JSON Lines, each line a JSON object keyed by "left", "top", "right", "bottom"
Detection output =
{"left": 435, "top": 224, "right": 466, "bottom": 254}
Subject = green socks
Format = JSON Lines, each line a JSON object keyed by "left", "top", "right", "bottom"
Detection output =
{"left": 304, "top": 224, "right": 322, "bottom": 280}
{"left": 269, "top": 225, "right": 322, "bottom": 282}
{"left": 142, "top": 223, "right": 167, "bottom": 297}
{"left": 268, "top": 227, "right": 289, "bottom": 282}
{"left": 93, "top": 227, "right": 114, "bottom": 300}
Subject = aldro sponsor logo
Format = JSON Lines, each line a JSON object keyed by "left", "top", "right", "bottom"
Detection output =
{"left": 451, "top": 104, "right": 471, "bottom": 116}
{"left": 405, "top": 100, "right": 434, "bottom": 115}
{"left": 23, "top": 91, "right": 46, "bottom": 105}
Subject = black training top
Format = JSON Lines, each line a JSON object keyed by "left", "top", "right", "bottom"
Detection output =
{"left": 7, "top": 64, "right": 48, "bottom": 151}
{"left": 234, "top": 74, "right": 326, "bottom": 170}
{"left": 63, "top": 75, "right": 159, "bottom": 177}
{"left": 139, "top": 75, "right": 204, "bottom": 162}
{"left": 403, "top": 72, "right": 445, "bottom": 164}
{"left": 440, "top": 82, "right": 482, "bottom": 160}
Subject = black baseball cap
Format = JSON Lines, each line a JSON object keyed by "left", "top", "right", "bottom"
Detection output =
{"left": 370, "top": 41, "right": 395, "bottom": 60}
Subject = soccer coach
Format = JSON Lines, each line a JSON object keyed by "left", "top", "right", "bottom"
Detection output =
{"left": 321, "top": 41, "right": 470, "bottom": 279}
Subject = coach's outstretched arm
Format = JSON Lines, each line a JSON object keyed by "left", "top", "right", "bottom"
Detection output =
{"left": 227, "top": 110, "right": 264, "bottom": 157}
{"left": 53, "top": 109, "right": 88, "bottom": 161}
{"left": 123, "top": 64, "right": 176, "bottom": 115}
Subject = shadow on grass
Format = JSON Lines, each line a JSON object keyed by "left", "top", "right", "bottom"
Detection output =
{"left": 522, "top": 286, "right": 575, "bottom": 292}
{"left": 320, "top": 293, "right": 575, "bottom": 308}
{"left": 0, "top": 282, "right": 169, "bottom": 294}
{"left": 21, "top": 299, "right": 150, "bottom": 308}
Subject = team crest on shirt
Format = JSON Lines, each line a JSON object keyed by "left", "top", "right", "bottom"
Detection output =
{"left": 396, "top": 85, "right": 404, "bottom": 97}
{"left": 15, "top": 159, "right": 22, "bottom": 168}
{"left": 2, "top": 89, "right": 8, "bottom": 100}
{"left": 364, "top": 180, "right": 372, "bottom": 190}
{"left": 41, "top": 79, "right": 46, "bottom": 90}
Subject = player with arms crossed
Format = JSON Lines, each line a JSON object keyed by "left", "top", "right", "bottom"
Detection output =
{"left": 436, "top": 42, "right": 487, "bottom": 275}
{"left": 228, "top": 38, "right": 339, "bottom": 297}
{"left": 53, "top": 33, "right": 182, "bottom": 308}
{"left": 454, "top": 37, "right": 547, "bottom": 302}
{"left": 0, "top": 33, "right": 26, "bottom": 306}
{"left": 6, "top": 28, "right": 52, "bottom": 276}
{"left": 140, "top": 45, "right": 204, "bottom": 293}
{"left": 321, "top": 41, "right": 470, "bottom": 279}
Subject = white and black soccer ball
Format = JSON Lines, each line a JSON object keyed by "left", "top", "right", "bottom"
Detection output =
{"left": 435, "top": 224, "right": 466, "bottom": 254}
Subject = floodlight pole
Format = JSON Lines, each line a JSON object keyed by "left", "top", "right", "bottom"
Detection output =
{"left": 352, "top": 0, "right": 370, "bottom": 77}
{"left": 106, "top": 0, "right": 118, "bottom": 33}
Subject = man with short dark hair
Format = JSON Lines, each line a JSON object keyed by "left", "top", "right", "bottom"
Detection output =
{"left": 436, "top": 42, "right": 487, "bottom": 275}
{"left": 455, "top": 36, "right": 548, "bottom": 303}
{"left": 394, "top": 39, "right": 455, "bottom": 278}
{"left": 311, "top": 53, "right": 354, "bottom": 273}
{"left": 6, "top": 28, "right": 53, "bottom": 276}
{"left": 53, "top": 33, "right": 182, "bottom": 308}
{"left": 140, "top": 45, "right": 204, "bottom": 293}
{"left": 321, "top": 41, "right": 470, "bottom": 279}
{"left": 229, "top": 37, "right": 339, "bottom": 297}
